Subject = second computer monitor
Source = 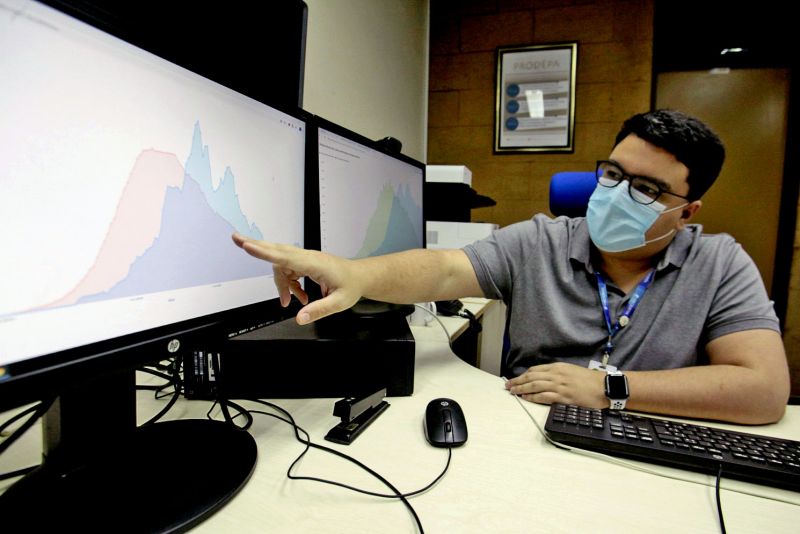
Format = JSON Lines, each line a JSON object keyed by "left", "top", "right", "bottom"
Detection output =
{"left": 315, "top": 119, "right": 425, "bottom": 260}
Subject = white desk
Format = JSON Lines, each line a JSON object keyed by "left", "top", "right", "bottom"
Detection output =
{"left": 2, "top": 331, "right": 800, "bottom": 533}
{"left": 415, "top": 297, "right": 507, "bottom": 376}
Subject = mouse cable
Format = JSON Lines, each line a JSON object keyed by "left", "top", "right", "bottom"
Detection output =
{"left": 253, "top": 406, "right": 451, "bottom": 497}
{"left": 247, "top": 399, "right": 426, "bottom": 534}
{"left": 249, "top": 398, "right": 451, "bottom": 497}
{"left": 247, "top": 407, "right": 425, "bottom": 534}
{"left": 504, "top": 376, "right": 800, "bottom": 512}
{"left": 276, "top": 406, "right": 453, "bottom": 499}
{"left": 413, "top": 303, "right": 455, "bottom": 354}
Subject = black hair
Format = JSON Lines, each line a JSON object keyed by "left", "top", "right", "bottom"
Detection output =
{"left": 614, "top": 109, "right": 725, "bottom": 200}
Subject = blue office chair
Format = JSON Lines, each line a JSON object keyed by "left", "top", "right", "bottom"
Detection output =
{"left": 548, "top": 170, "right": 598, "bottom": 217}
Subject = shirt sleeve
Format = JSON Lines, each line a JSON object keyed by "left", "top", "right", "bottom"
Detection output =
{"left": 703, "top": 236, "right": 781, "bottom": 342}
{"left": 462, "top": 218, "right": 544, "bottom": 304}
{"left": 463, "top": 230, "right": 511, "bottom": 302}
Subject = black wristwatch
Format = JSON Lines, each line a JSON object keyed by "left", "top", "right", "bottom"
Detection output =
{"left": 604, "top": 371, "right": 629, "bottom": 410}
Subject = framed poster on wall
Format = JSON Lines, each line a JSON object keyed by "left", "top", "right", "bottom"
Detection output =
{"left": 494, "top": 42, "right": 577, "bottom": 154}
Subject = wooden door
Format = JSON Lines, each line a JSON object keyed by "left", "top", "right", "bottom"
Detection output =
{"left": 656, "top": 69, "right": 790, "bottom": 294}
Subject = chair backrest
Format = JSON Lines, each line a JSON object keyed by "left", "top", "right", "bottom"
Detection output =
{"left": 548, "top": 171, "right": 597, "bottom": 217}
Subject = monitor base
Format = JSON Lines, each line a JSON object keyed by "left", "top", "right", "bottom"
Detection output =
{"left": 349, "top": 298, "right": 414, "bottom": 318}
{"left": 0, "top": 419, "right": 256, "bottom": 533}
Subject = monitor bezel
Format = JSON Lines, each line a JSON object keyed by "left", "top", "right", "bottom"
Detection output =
{"left": 0, "top": 297, "right": 304, "bottom": 413}
{"left": 307, "top": 114, "right": 427, "bottom": 255}
{"left": 35, "top": 0, "right": 309, "bottom": 110}
{"left": 304, "top": 115, "right": 426, "bottom": 312}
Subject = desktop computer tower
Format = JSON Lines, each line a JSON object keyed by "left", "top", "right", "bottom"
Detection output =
{"left": 185, "top": 312, "right": 415, "bottom": 400}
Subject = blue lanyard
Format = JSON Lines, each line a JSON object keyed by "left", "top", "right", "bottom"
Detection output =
{"left": 595, "top": 269, "right": 655, "bottom": 365}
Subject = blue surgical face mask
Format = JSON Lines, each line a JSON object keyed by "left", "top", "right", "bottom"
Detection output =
{"left": 586, "top": 182, "right": 687, "bottom": 253}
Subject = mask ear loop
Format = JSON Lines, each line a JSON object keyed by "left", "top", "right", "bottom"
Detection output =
{"left": 642, "top": 202, "right": 690, "bottom": 246}
{"left": 661, "top": 202, "right": 689, "bottom": 215}
{"left": 647, "top": 199, "right": 687, "bottom": 215}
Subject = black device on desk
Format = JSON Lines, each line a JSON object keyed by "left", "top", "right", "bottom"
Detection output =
{"left": 425, "top": 398, "right": 468, "bottom": 447}
{"left": 436, "top": 299, "right": 482, "bottom": 332}
{"left": 197, "top": 311, "right": 416, "bottom": 400}
{"left": 0, "top": 0, "right": 309, "bottom": 531}
{"left": 325, "top": 388, "right": 391, "bottom": 445}
{"left": 545, "top": 404, "right": 800, "bottom": 492}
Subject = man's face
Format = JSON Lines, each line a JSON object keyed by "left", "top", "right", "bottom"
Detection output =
{"left": 603, "top": 134, "right": 699, "bottom": 258}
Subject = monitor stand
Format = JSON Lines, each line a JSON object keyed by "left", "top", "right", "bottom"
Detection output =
{"left": 0, "top": 370, "right": 257, "bottom": 533}
{"left": 349, "top": 297, "right": 414, "bottom": 319}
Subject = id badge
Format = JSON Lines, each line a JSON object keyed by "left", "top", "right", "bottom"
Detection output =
{"left": 588, "top": 360, "right": 617, "bottom": 372}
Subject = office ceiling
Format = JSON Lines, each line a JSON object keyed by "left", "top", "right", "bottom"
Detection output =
{"left": 653, "top": 1, "right": 794, "bottom": 71}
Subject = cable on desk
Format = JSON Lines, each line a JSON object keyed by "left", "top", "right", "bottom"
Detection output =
{"left": 0, "top": 404, "right": 46, "bottom": 480}
{"left": 219, "top": 399, "right": 253, "bottom": 431}
{"left": 0, "top": 404, "right": 39, "bottom": 437}
{"left": 0, "top": 401, "right": 54, "bottom": 481}
{"left": 208, "top": 354, "right": 254, "bottom": 431}
{"left": 249, "top": 408, "right": 449, "bottom": 498}
{"left": 504, "top": 376, "right": 800, "bottom": 510}
{"left": 247, "top": 399, "right": 427, "bottom": 534}
{"left": 206, "top": 398, "right": 254, "bottom": 431}
{"left": 0, "top": 465, "right": 37, "bottom": 482}
{"left": 137, "top": 357, "right": 183, "bottom": 426}
{"left": 716, "top": 464, "right": 726, "bottom": 534}
{"left": 413, "top": 303, "right": 455, "bottom": 354}
{"left": 288, "top": 414, "right": 450, "bottom": 497}
{"left": 0, "top": 398, "right": 53, "bottom": 457}
{"left": 137, "top": 365, "right": 179, "bottom": 399}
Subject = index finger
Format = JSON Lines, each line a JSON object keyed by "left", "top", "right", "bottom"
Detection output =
{"left": 232, "top": 234, "right": 297, "bottom": 266}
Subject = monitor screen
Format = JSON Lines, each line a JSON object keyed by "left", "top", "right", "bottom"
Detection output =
{"left": 0, "top": 0, "right": 306, "bottom": 399}
{"left": 315, "top": 120, "right": 425, "bottom": 259}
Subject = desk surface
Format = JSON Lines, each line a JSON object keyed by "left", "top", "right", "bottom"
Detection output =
{"left": 2, "top": 328, "right": 800, "bottom": 533}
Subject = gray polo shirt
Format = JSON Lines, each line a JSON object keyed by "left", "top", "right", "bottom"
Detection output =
{"left": 463, "top": 214, "right": 780, "bottom": 377}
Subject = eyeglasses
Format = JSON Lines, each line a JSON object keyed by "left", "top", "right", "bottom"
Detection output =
{"left": 595, "top": 160, "right": 691, "bottom": 205}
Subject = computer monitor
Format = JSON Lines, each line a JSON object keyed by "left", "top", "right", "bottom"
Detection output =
{"left": 309, "top": 117, "right": 425, "bottom": 317}
{"left": 36, "top": 0, "right": 308, "bottom": 110}
{"left": 0, "top": 0, "right": 307, "bottom": 530}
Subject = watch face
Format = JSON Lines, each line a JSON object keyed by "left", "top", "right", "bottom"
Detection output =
{"left": 605, "top": 374, "right": 629, "bottom": 399}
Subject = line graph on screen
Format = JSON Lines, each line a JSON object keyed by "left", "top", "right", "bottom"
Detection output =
{"left": 41, "top": 121, "right": 270, "bottom": 311}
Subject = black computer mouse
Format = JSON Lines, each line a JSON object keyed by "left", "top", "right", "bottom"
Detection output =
{"left": 424, "top": 398, "right": 468, "bottom": 447}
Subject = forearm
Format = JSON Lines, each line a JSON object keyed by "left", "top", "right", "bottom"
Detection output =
{"left": 627, "top": 365, "right": 788, "bottom": 425}
{"left": 352, "top": 248, "right": 483, "bottom": 304}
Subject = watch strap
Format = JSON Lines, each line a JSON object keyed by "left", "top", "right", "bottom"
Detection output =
{"left": 609, "top": 398, "right": 627, "bottom": 410}
{"left": 605, "top": 370, "right": 629, "bottom": 410}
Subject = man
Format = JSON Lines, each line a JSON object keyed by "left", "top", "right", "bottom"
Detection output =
{"left": 232, "top": 109, "right": 790, "bottom": 425}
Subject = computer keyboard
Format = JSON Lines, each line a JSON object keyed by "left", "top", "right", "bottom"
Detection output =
{"left": 544, "top": 403, "right": 800, "bottom": 492}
